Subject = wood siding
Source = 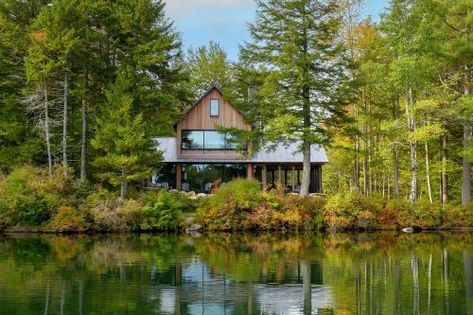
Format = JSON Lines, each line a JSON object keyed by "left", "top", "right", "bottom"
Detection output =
{"left": 176, "top": 88, "right": 252, "bottom": 160}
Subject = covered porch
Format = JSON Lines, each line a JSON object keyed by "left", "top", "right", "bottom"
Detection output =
{"left": 153, "top": 137, "right": 328, "bottom": 194}
{"left": 153, "top": 162, "right": 323, "bottom": 194}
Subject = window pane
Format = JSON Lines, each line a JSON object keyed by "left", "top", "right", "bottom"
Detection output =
{"left": 225, "top": 133, "right": 237, "bottom": 149}
{"left": 210, "top": 99, "right": 219, "bottom": 116}
{"left": 182, "top": 130, "right": 204, "bottom": 149}
{"left": 205, "top": 131, "right": 225, "bottom": 149}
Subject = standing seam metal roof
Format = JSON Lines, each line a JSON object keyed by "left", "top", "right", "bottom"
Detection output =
{"left": 154, "top": 137, "right": 328, "bottom": 164}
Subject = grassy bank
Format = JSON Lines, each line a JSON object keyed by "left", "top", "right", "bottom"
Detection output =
{"left": 1, "top": 167, "right": 473, "bottom": 233}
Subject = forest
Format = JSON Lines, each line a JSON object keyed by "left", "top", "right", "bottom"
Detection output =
{"left": 0, "top": 0, "right": 472, "bottom": 231}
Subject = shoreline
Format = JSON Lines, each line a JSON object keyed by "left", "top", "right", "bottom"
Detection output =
{"left": 3, "top": 226, "right": 473, "bottom": 235}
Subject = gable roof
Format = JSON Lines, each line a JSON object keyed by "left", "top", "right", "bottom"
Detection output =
{"left": 174, "top": 84, "right": 248, "bottom": 129}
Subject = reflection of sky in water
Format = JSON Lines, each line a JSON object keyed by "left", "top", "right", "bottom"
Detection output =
{"left": 159, "top": 258, "right": 333, "bottom": 314}
{"left": 188, "top": 303, "right": 234, "bottom": 315}
{"left": 257, "top": 285, "right": 332, "bottom": 315}
{"left": 1, "top": 233, "right": 472, "bottom": 314}
{"left": 160, "top": 289, "right": 176, "bottom": 314}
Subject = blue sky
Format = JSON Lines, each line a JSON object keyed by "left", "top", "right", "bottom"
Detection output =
{"left": 164, "top": 0, "right": 390, "bottom": 61}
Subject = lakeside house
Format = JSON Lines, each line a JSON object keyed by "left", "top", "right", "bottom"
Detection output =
{"left": 154, "top": 85, "right": 328, "bottom": 193}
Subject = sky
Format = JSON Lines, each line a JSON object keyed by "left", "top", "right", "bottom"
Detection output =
{"left": 164, "top": 0, "right": 390, "bottom": 61}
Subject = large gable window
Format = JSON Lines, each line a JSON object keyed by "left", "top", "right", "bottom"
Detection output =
{"left": 210, "top": 99, "right": 220, "bottom": 117}
{"left": 182, "top": 130, "right": 204, "bottom": 149}
{"left": 181, "top": 130, "right": 239, "bottom": 150}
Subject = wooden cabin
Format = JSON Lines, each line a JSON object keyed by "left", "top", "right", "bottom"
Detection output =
{"left": 154, "top": 85, "right": 328, "bottom": 193}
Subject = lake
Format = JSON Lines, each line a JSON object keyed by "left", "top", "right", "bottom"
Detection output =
{"left": 0, "top": 232, "right": 472, "bottom": 314}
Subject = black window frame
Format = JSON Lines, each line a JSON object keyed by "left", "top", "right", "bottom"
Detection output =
{"left": 181, "top": 129, "right": 243, "bottom": 151}
{"left": 210, "top": 98, "right": 220, "bottom": 117}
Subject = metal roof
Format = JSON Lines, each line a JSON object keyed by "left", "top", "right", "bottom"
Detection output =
{"left": 154, "top": 137, "right": 328, "bottom": 164}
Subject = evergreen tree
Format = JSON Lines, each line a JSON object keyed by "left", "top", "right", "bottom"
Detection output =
{"left": 0, "top": 0, "right": 47, "bottom": 171}
{"left": 186, "top": 41, "right": 235, "bottom": 97}
{"left": 91, "top": 75, "right": 161, "bottom": 199}
{"left": 242, "top": 0, "right": 350, "bottom": 195}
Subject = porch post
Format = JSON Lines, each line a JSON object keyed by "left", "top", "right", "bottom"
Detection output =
{"left": 277, "top": 165, "right": 282, "bottom": 185}
{"left": 262, "top": 164, "right": 267, "bottom": 189}
{"left": 176, "top": 164, "right": 182, "bottom": 190}
{"left": 320, "top": 165, "right": 324, "bottom": 193}
{"left": 291, "top": 165, "right": 296, "bottom": 191}
{"left": 247, "top": 164, "right": 254, "bottom": 180}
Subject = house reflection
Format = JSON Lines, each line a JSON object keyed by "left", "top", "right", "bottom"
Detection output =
{"left": 156, "top": 258, "right": 333, "bottom": 315}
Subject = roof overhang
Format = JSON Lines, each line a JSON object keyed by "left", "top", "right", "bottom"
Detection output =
{"left": 154, "top": 137, "right": 329, "bottom": 164}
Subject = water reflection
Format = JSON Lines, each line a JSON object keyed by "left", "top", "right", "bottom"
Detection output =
{"left": 1, "top": 232, "right": 473, "bottom": 314}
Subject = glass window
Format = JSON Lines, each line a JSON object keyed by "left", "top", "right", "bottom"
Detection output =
{"left": 225, "top": 133, "right": 238, "bottom": 149}
{"left": 182, "top": 163, "right": 247, "bottom": 192}
{"left": 182, "top": 130, "right": 204, "bottom": 149}
{"left": 181, "top": 130, "right": 242, "bottom": 150}
{"left": 210, "top": 99, "right": 220, "bottom": 117}
{"left": 205, "top": 131, "right": 226, "bottom": 149}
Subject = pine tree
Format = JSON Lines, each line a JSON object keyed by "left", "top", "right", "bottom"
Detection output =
{"left": 242, "top": 0, "right": 350, "bottom": 195}
{"left": 91, "top": 75, "right": 161, "bottom": 198}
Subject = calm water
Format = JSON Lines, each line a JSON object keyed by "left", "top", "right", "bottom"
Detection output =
{"left": 1, "top": 233, "right": 473, "bottom": 314}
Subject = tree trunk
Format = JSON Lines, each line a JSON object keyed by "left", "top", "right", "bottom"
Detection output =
{"left": 80, "top": 68, "right": 88, "bottom": 182}
{"left": 62, "top": 65, "right": 69, "bottom": 178}
{"left": 393, "top": 149, "right": 400, "bottom": 197}
{"left": 407, "top": 88, "right": 417, "bottom": 204}
{"left": 354, "top": 133, "right": 360, "bottom": 192}
{"left": 392, "top": 97, "right": 400, "bottom": 197}
{"left": 425, "top": 141, "right": 433, "bottom": 203}
{"left": 299, "top": 21, "right": 311, "bottom": 197}
{"left": 44, "top": 83, "right": 53, "bottom": 177}
{"left": 300, "top": 140, "right": 311, "bottom": 196}
{"left": 464, "top": 124, "right": 472, "bottom": 206}
{"left": 463, "top": 65, "right": 471, "bottom": 206}
{"left": 442, "top": 133, "right": 448, "bottom": 204}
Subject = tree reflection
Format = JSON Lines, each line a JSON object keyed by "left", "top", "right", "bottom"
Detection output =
{"left": 0, "top": 232, "right": 473, "bottom": 314}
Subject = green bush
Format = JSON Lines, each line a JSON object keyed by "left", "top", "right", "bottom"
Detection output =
{"left": 324, "top": 193, "right": 381, "bottom": 230}
{"left": 141, "top": 190, "right": 183, "bottom": 231}
{"left": 385, "top": 198, "right": 410, "bottom": 227}
{"left": 197, "top": 179, "right": 325, "bottom": 231}
{"left": 271, "top": 193, "right": 325, "bottom": 230}
{"left": 413, "top": 199, "right": 443, "bottom": 228}
{"left": 49, "top": 206, "right": 86, "bottom": 232}
{"left": 0, "top": 166, "right": 51, "bottom": 226}
{"left": 85, "top": 189, "right": 144, "bottom": 231}
{"left": 196, "top": 179, "right": 264, "bottom": 230}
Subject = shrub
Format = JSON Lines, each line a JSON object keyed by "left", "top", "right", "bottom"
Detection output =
{"left": 50, "top": 206, "right": 86, "bottom": 232}
{"left": 196, "top": 179, "right": 264, "bottom": 230}
{"left": 85, "top": 189, "right": 144, "bottom": 231}
{"left": 324, "top": 193, "right": 381, "bottom": 230}
{"left": 271, "top": 194, "right": 325, "bottom": 231}
{"left": 385, "top": 198, "right": 410, "bottom": 227}
{"left": 413, "top": 199, "right": 443, "bottom": 228}
{"left": 141, "top": 190, "right": 183, "bottom": 231}
{"left": 0, "top": 166, "right": 51, "bottom": 226}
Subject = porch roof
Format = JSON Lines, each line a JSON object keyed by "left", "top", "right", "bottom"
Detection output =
{"left": 154, "top": 137, "right": 328, "bottom": 164}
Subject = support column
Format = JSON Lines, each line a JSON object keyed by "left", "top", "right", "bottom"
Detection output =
{"left": 277, "top": 165, "right": 282, "bottom": 185}
{"left": 319, "top": 165, "right": 324, "bottom": 193}
{"left": 246, "top": 164, "right": 254, "bottom": 180}
{"left": 262, "top": 164, "right": 267, "bottom": 189}
{"left": 292, "top": 165, "right": 296, "bottom": 191}
{"left": 176, "top": 164, "right": 182, "bottom": 190}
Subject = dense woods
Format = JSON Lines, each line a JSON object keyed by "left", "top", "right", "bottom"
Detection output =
{"left": 0, "top": 0, "right": 472, "bottom": 230}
